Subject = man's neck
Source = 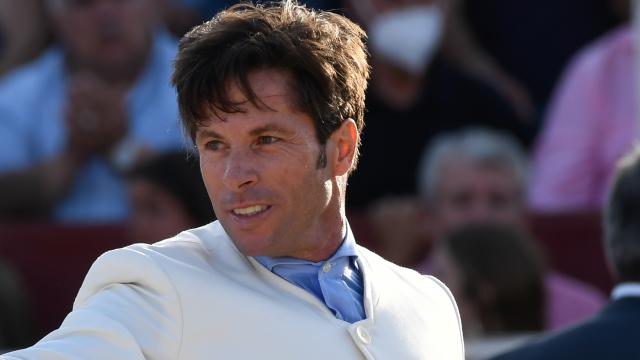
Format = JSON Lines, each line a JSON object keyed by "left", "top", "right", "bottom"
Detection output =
{"left": 296, "top": 217, "right": 347, "bottom": 262}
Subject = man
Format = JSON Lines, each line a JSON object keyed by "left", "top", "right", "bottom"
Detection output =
{"left": 343, "top": 0, "right": 527, "bottom": 210}
{"left": 414, "top": 128, "right": 606, "bottom": 331}
{"left": 369, "top": 128, "right": 604, "bottom": 329}
{"left": 416, "top": 128, "right": 529, "bottom": 241}
{"left": 126, "top": 151, "right": 215, "bottom": 244}
{"left": 529, "top": 24, "right": 634, "bottom": 213}
{"left": 492, "top": 146, "right": 640, "bottom": 359}
{"left": 0, "top": 0, "right": 183, "bottom": 222}
{"left": 2, "top": 1, "right": 464, "bottom": 359}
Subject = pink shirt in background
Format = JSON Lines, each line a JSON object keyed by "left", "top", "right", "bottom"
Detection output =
{"left": 529, "top": 25, "right": 637, "bottom": 212}
{"left": 545, "top": 272, "right": 606, "bottom": 330}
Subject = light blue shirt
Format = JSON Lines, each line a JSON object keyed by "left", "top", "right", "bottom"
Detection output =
{"left": 0, "top": 30, "right": 186, "bottom": 223}
{"left": 254, "top": 225, "right": 366, "bottom": 323}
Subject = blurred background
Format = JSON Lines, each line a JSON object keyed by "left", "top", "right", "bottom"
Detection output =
{"left": 0, "top": 0, "right": 633, "bottom": 358}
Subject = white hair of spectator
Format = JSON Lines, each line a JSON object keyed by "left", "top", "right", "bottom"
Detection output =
{"left": 417, "top": 127, "right": 528, "bottom": 201}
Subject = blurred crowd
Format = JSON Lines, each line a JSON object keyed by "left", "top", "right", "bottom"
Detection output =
{"left": 0, "top": 0, "right": 637, "bottom": 358}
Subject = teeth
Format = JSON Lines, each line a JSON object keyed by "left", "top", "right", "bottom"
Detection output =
{"left": 233, "top": 205, "right": 268, "bottom": 216}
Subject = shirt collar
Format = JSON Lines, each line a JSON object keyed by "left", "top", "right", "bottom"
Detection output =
{"left": 611, "top": 282, "right": 640, "bottom": 300}
{"left": 254, "top": 221, "right": 358, "bottom": 271}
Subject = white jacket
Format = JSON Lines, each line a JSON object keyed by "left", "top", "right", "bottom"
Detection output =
{"left": 3, "top": 221, "right": 464, "bottom": 359}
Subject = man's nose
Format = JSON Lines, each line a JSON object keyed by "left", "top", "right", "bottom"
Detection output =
{"left": 222, "top": 149, "right": 258, "bottom": 191}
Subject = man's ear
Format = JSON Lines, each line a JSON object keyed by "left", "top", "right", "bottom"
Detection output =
{"left": 328, "top": 118, "right": 358, "bottom": 176}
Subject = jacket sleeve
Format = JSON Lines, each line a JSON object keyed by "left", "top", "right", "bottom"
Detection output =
{"left": 2, "top": 245, "right": 183, "bottom": 360}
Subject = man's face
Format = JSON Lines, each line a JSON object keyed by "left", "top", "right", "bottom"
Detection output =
{"left": 51, "top": 0, "right": 155, "bottom": 76}
{"left": 429, "top": 160, "right": 525, "bottom": 238}
{"left": 196, "top": 69, "right": 352, "bottom": 261}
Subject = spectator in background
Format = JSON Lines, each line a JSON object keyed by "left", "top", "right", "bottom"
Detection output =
{"left": 372, "top": 128, "right": 606, "bottom": 330}
{"left": 455, "top": 0, "right": 622, "bottom": 118}
{"left": 439, "top": 0, "right": 534, "bottom": 122}
{"left": 529, "top": 23, "right": 636, "bottom": 213}
{"left": 416, "top": 129, "right": 606, "bottom": 330}
{"left": 432, "top": 224, "right": 545, "bottom": 359}
{"left": 417, "top": 129, "right": 528, "bottom": 241}
{"left": 0, "top": 0, "right": 51, "bottom": 76}
{"left": 0, "top": 0, "right": 184, "bottom": 222}
{"left": 343, "top": 0, "right": 527, "bottom": 210}
{"left": 126, "top": 151, "right": 215, "bottom": 244}
{"left": 493, "top": 146, "right": 640, "bottom": 360}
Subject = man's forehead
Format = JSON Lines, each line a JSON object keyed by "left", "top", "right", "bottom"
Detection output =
{"left": 198, "top": 69, "right": 302, "bottom": 123}
{"left": 436, "top": 160, "right": 522, "bottom": 190}
{"left": 194, "top": 70, "right": 305, "bottom": 134}
{"left": 225, "top": 69, "right": 296, "bottom": 104}
{"left": 441, "top": 157, "right": 516, "bottom": 175}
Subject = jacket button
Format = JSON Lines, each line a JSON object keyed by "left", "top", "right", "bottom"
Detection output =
{"left": 356, "top": 325, "right": 371, "bottom": 344}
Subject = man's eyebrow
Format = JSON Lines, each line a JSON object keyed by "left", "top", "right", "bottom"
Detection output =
{"left": 195, "top": 129, "right": 223, "bottom": 140}
{"left": 249, "top": 123, "right": 294, "bottom": 137}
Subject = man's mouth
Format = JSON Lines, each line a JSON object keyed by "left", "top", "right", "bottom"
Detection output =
{"left": 232, "top": 205, "right": 270, "bottom": 216}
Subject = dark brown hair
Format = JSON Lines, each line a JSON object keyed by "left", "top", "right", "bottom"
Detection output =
{"left": 445, "top": 224, "right": 546, "bottom": 333}
{"left": 172, "top": 0, "right": 370, "bottom": 166}
{"left": 126, "top": 151, "right": 215, "bottom": 226}
{"left": 605, "top": 146, "right": 640, "bottom": 282}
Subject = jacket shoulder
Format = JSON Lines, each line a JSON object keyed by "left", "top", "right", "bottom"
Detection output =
{"left": 356, "top": 245, "right": 465, "bottom": 358}
{"left": 491, "top": 305, "right": 640, "bottom": 360}
{"left": 75, "top": 222, "right": 227, "bottom": 308}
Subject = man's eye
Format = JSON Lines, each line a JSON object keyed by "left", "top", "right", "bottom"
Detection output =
{"left": 257, "top": 136, "right": 279, "bottom": 145}
{"left": 204, "top": 140, "right": 225, "bottom": 151}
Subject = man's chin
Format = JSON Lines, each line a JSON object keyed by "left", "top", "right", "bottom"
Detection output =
{"left": 234, "top": 241, "right": 275, "bottom": 258}
{"left": 226, "top": 230, "right": 274, "bottom": 257}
